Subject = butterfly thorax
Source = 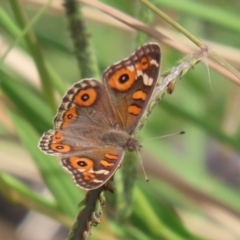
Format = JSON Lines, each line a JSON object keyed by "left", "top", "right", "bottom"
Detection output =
{"left": 101, "top": 130, "right": 141, "bottom": 152}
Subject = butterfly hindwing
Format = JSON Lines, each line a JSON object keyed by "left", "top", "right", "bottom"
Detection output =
{"left": 61, "top": 148, "right": 124, "bottom": 190}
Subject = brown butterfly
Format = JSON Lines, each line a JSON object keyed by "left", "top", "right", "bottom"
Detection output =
{"left": 39, "top": 43, "right": 161, "bottom": 190}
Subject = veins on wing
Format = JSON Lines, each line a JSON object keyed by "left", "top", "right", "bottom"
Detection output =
{"left": 84, "top": 108, "right": 99, "bottom": 125}
{"left": 98, "top": 94, "right": 116, "bottom": 127}
{"left": 123, "top": 94, "right": 130, "bottom": 124}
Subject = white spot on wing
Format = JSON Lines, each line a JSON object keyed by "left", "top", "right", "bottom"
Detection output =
{"left": 90, "top": 81, "right": 97, "bottom": 87}
{"left": 90, "top": 169, "right": 110, "bottom": 175}
{"left": 150, "top": 59, "right": 159, "bottom": 67}
{"left": 81, "top": 82, "right": 87, "bottom": 88}
{"left": 143, "top": 74, "right": 153, "bottom": 86}
{"left": 93, "top": 179, "right": 104, "bottom": 183}
{"left": 127, "top": 65, "right": 134, "bottom": 71}
{"left": 136, "top": 70, "right": 143, "bottom": 77}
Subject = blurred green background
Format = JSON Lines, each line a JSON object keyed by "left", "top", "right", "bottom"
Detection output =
{"left": 0, "top": 0, "right": 240, "bottom": 239}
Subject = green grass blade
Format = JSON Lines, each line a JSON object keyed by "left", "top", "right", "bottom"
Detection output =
{"left": 0, "top": 172, "right": 73, "bottom": 227}
{"left": 156, "top": 0, "right": 240, "bottom": 33}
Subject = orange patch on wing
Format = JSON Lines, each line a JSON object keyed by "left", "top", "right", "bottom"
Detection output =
{"left": 128, "top": 105, "right": 141, "bottom": 115}
{"left": 51, "top": 131, "right": 64, "bottom": 143}
{"left": 74, "top": 88, "right": 97, "bottom": 106}
{"left": 108, "top": 68, "right": 135, "bottom": 91}
{"left": 62, "top": 107, "right": 77, "bottom": 128}
{"left": 83, "top": 172, "right": 95, "bottom": 180}
{"left": 69, "top": 157, "right": 93, "bottom": 171}
{"left": 132, "top": 90, "right": 147, "bottom": 101}
{"left": 105, "top": 153, "right": 118, "bottom": 160}
{"left": 51, "top": 143, "right": 71, "bottom": 153}
{"left": 137, "top": 56, "right": 152, "bottom": 70}
{"left": 100, "top": 160, "right": 114, "bottom": 167}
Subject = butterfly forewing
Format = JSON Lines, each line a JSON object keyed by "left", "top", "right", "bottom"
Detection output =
{"left": 53, "top": 79, "right": 117, "bottom": 131}
{"left": 39, "top": 79, "right": 117, "bottom": 156}
{"left": 103, "top": 43, "right": 161, "bottom": 134}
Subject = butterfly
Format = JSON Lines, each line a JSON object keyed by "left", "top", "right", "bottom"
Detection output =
{"left": 39, "top": 43, "right": 161, "bottom": 190}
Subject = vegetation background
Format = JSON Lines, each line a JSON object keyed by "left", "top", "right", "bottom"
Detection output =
{"left": 0, "top": 0, "right": 240, "bottom": 239}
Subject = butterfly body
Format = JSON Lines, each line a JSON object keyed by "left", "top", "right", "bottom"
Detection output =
{"left": 39, "top": 43, "right": 161, "bottom": 190}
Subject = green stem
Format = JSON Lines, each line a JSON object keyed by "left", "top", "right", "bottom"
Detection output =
{"left": 134, "top": 187, "right": 186, "bottom": 240}
{"left": 63, "top": 0, "right": 100, "bottom": 79}
{"left": 134, "top": 1, "right": 153, "bottom": 45}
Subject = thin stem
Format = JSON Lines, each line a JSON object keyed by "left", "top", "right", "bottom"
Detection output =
{"left": 209, "top": 49, "right": 240, "bottom": 80}
{"left": 63, "top": 0, "right": 100, "bottom": 79}
{"left": 139, "top": 0, "right": 203, "bottom": 47}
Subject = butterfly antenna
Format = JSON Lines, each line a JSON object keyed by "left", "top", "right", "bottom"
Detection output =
{"left": 142, "top": 131, "right": 185, "bottom": 142}
{"left": 137, "top": 150, "right": 149, "bottom": 183}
